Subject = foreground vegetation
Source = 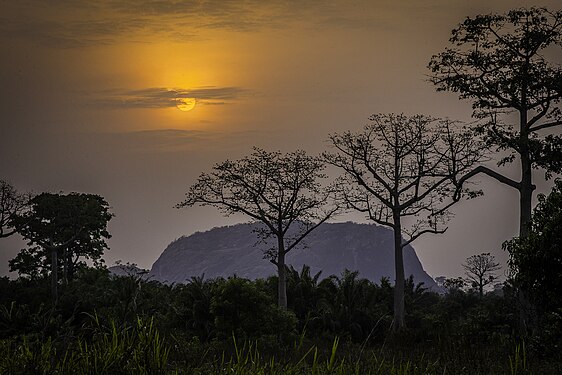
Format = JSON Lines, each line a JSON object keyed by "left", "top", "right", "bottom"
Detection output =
{"left": 1, "top": 267, "right": 561, "bottom": 374}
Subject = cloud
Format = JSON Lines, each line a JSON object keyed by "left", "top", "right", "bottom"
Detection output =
{"left": 0, "top": 0, "right": 273, "bottom": 48}
{"left": 0, "top": 0, "right": 157, "bottom": 48}
{"left": 0, "top": 0, "right": 408, "bottom": 48}
{"left": 94, "top": 86, "right": 248, "bottom": 109}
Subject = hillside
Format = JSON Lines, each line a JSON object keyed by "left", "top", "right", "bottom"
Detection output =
{"left": 149, "top": 222, "right": 437, "bottom": 289}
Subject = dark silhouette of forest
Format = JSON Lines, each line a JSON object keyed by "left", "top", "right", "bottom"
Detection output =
{"left": 1, "top": 7, "right": 562, "bottom": 374}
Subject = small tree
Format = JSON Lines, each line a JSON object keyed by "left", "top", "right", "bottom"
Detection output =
{"left": 10, "top": 193, "right": 113, "bottom": 302}
{"left": 177, "top": 148, "right": 337, "bottom": 309}
{"left": 325, "top": 113, "right": 484, "bottom": 330}
{"left": 462, "top": 253, "right": 501, "bottom": 297}
{"left": 443, "top": 277, "right": 466, "bottom": 294}
{"left": 0, "top": 180, "right": 32, "bottom": 238}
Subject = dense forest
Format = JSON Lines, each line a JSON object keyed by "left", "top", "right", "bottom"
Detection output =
{"left": 1, "top": 7, "right": 562, "bottom": 374}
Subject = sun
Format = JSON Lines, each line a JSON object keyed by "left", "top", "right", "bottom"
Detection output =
{"left": 176, "top": 98, "right": 197, "bottom": 112}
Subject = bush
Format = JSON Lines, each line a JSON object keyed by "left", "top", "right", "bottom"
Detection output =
{"left": 211, "top": 277, "right": 297, "bottom": 341}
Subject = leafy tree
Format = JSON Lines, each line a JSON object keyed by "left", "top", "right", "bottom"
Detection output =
{"left": 0, "top": 180, "right": 32, "bottom": 238}
{"left": 10, "top": 193, "right": 113, "bottom": 301}
{"left": 325, "top": 113, "right": 483, "bottom": 330}
{"left": 504, "top": 179, "right": 562, "bottom": 316}
{"left": 442, "top": 277, "right": 466, "bottom": 293}
{"left": 463, "top": 253, "right": 501, "bottom": 297}
{"left": 429, "top": 7, "right": 562, "bottom": 238}
{"left": 177, "top": 148, "right": 337, "bottom": 309}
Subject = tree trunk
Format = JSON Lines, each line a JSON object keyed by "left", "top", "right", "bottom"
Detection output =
{"left": 277, "top": 236, "right": 288, "bottom": 309}
{"left": 51, "top": 248, "right": 58, "bottom": 304}
{"left": 518, "top": 150, "right": 534, "bottom": 334}
{"left": 519, "top": 152, "right": 533, "bottom": 239}
{"left": 518, "top": 151, "right": 534, "bottom": 335}
{"left": 519, "top": 66, "right": 532, "bottom": 239}
{"left": 518, "top": 105, "right": 535, "bottom": 336}
{"left": 479, "top": 281, "right": 483, "bottom": 298}
{"left": 392, "top": 215, "right": 405, "bottom": 331}
{"left": 62, "top": 247, "right": 68, "bottom": 285}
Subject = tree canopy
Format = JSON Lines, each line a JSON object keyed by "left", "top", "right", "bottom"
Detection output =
{"left": 10, "top": 193, "right": 113, "bottom": 300}
{"left": 429, "top": 7, "right": 562, "bottom": 237}
{"left": 463, "top": 253, "right": 501, "bottom": 297}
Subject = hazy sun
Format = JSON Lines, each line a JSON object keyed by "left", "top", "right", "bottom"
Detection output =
{"left": 176, "top": 98, "right": 197, "bottom": 112}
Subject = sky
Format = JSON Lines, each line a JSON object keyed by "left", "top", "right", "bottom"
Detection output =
{"left": 1, "top": 0, "right": 560, "bottom": 280}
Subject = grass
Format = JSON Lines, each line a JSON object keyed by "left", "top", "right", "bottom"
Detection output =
{"left": 1, "top": 315, "right": 559, "bottom": 375}
{"left": 0, "top": 315, "right": 170, "bottom": 375}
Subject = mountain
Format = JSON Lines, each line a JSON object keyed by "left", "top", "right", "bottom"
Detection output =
{"left": 149, "top": 222, "right": 437, "bottom": 289}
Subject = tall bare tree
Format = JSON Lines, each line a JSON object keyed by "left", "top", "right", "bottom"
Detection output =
{"left": 463, "top": 252, "right": 501, "bottom": 297}
{"left": 429, "top": 7, "right": 562, "bottom": 239}
{"left": 0, "top": 180, "right": 32, "bottom": 239}
{"left": 325, "top": 113, "right": 484, "bottom": 330}
{"left": 177, "top": 148, "right": 337, "bottom": 309}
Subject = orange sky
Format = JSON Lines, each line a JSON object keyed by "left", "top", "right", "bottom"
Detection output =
{"left": 1, "top": 0, "right": 560, "bottom": 278}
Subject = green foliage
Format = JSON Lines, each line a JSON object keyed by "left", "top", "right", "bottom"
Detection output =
{"left": 9, "top": 193, "right": 113, "bottom": 281}
{"left": 286, "top": 265, "right": 323, "bottom": 322}
{"left": 504, "top": 179, "right": 562, "bottom": 314}
{"left": 504, "top": 180, "right": 562, "bottom": 357}
{"left": 210, "top": 277, "right": 297, "bottom": 340}
{"left": 166, "top": 275, "right": 215, "bottom": 340}
{"left": 77, "top": 315, "right": 170, "bottom": 375}
{"left": 0, "top": 316, "right": 170, "bottom": 375}
{"left": 1, "top": 266, "right": 561, "bottom": 373}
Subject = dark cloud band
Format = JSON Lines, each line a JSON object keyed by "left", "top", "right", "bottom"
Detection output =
{"left": 94, "top": 86, "right": 247, "bottom": 109}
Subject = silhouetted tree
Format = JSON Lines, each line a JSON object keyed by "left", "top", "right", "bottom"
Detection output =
{"left": 429, "top": 7, "right": 562, "bottom": 239}
{"left": 325, "top": 114, "right": 484, "bottom": 330}
{"left": 429, "top": 8, "right": 562, "bottom": 335}
{"left": 10, "top": 193, "right": 113, "bottom": 302}
{"left": 463, "top": 253, "right": 501, "bottom": 297}
{"left": 0, "top": 180, "right": 32, "bottom": 239}
{"left": 443, "top": 277, "right": 466, "bottom": 293}
{"left": 177, "top": 148, "right": 337, "bottom": 309}
{"left": 170, "top": 275, "right": 215, "bottom": 340}
{"left": 286, "top": 265, "right": 323, "bottom": 321}
{"left": 504, "top": 179, "right": 562, "bottom": 316}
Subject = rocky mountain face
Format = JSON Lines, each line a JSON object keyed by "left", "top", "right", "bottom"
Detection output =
{"left": 149, "top": 222, "right": 437, "bottom": 290}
